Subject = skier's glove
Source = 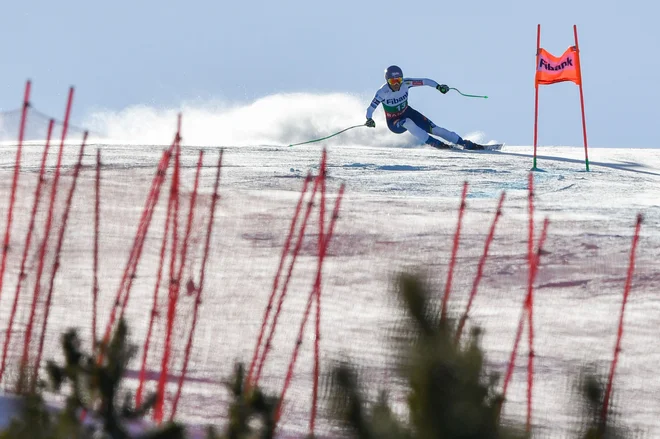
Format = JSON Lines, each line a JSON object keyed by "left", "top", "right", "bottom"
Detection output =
{"left": 437, "top": 84, "right": 449, "bottom": 94}
{"left": 365, "top": 118, "right": 376, "bottom": 128}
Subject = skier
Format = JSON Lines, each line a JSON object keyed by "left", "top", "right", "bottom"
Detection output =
{"left": 365, "top": 65, "right": 486, "bottom": 150}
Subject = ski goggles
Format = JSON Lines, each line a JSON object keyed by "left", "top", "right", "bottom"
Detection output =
{"left": 387, "top": 77, "right": 403, "bottom": 86}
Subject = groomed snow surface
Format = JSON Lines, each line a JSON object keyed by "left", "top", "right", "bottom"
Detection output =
{"left": 0, "top": 142, "right": 658, "bottom": 438}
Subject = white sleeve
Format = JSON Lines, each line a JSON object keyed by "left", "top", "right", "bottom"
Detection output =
{"left": 366, "top": 89, "right": 384, "bottom": 119}
{"left": 404, "top": 78, "right": 440, "bottom": 88}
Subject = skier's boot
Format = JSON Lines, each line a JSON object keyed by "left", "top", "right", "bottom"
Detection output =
{"left": 425, "top": 136, "right": 452, "bottom": 149}
{"left": 460, "top": 139, "right": 485, "bottom": 150}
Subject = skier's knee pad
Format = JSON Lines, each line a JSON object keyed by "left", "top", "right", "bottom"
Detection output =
{"left": 401, "top": 119, "right": 430, "bottom": 142}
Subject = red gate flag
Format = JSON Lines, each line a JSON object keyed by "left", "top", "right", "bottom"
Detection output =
{"left": 535, "top": 46, "right": 581, "bottom": 86}
{"left": 532, "top": 25, "right": 589, "bottom": 171}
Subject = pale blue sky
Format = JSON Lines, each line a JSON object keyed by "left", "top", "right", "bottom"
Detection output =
{"left": 1, "top": 0, "right": 657, "bottom": 147}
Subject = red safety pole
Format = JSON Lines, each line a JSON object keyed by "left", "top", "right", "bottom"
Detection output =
{"left": 574, "top": 24, "right": 590, "bottom": 171}
{"left": 498, "top": 218, "right": 549, "bottom": 425}
{"left": 18, "top": 119, "right": 55, "bottom": 373}
{"left": 532, "top": 24, "right": 541, "bottom": 171}
{"left": 168, "top": 149, "right": 204, "bottom": 420}
{"left": 526, "top": 217, "right": 549, "bottom": 432}
{"left": 93, "top": 149, "right": 101, "bottom": 350}
{"left": 455, "top": 191, "right": 505, "bottom": 345}
{"left": 0, "top": 80, "right": 31, "bottom": 305}
{"left": 154, "top": 136, "right": 182, "bottom": 424}
{"left": 33, "top": 132, "right": 88, "bottom": 385}
{"left": 310, "top": 149, "right": 327, "bottom": 435}
{"left": 441, "top": 181, "right": 468, "bottom": 320}
{"left": 602, "top": 214, "right": 643, "bottom": 426}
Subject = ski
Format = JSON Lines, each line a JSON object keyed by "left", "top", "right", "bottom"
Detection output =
{"left": 447, "top": 143, "right": 504, "bottom": 152}
{"left": 481, "top": 143, "right": 504, "bottom": 151}
{"left": 461, "top": 143, "right": 504, "bottom": 152}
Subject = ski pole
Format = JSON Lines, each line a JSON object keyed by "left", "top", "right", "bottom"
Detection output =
{"left": 449, "top": 87, "right": 488, "bottom": 99}
{"left": 288, "top": 124, "right": 366, "bottom": 147}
